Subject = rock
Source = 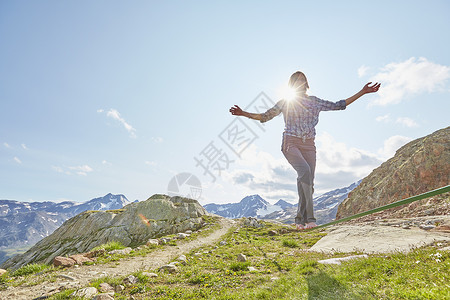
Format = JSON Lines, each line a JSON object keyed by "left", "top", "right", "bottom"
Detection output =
{"left": 146, "top": 239, "right": 159, "bottom": 246}
{"left": 243, "top": 217, "right": 264, "bottom": 228}
{"left": 109, "top": 247, "right": 132, "bottom": 255}
{"left": 318, "top": 255, "right": 369, "bottom": 265}
{"left": 71, "top": 287, "right": 98, "bottom": 298}
{"left": 142, "top": 272, "right": 158, "bottom": 278}
{"left": 99, "top": 282, "right": 114, "bottom": 293}
{"left": 248, "top": 267, "right": 258, "bottom": 272}
{"left": 336, "top": 127, "right": 450, "bottom": 220}
{"left": 93, "top": 294, "right": 115, "bottom": 300}
{"left": 2, "top": 194, "right": 208, "bottom": 270}
{"left": 159, "top": 264, "right": 178, "bottom": 273}
{"left": 53, "top": 256, "right": 76, "bottom": 268}
{"left": 402, "top": 225, "right": 411, "bottom": 229}
{"left": 177, "top": 233, "right": 189, "bottom": 239}
{"left": 69, "top": 254, "right": 93, "bottom": 265}
{"left": 185, "top": 230, "right": 193, "bottom": 234}
{"left": 57, "top": 274, "right": 76, "bottom": 281}
{"left": 237, "top": 254, "right": 247, "bottom": 262}
{"left": 219, "top": 241, "right": 227, "bottom": 246}
{"left": 177, "top": 255, "right": 187, "bottom": 265}
{"left": 160, "top": 238, "right": 171, "bottom": 244}
{"left": 419, "top": 224, "right": 436, "bottom": 230}
{"left": 114, "top": 285, "right": 125, "bottom": 292}
{"left": 123, "top": 275, "right": 138, "bottom": 285}
{"left": 0, "top": 269, "right": 7, "bottom": 276}
{"left": 268, "top": 230, "right": 277, "bottom": 236}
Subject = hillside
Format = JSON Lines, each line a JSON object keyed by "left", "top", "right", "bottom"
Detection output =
{"left": 0, "top": 194, "right": 130, "bottom": 265}
{"left": 1, "top": 194, "right": 207, "bottom": 270}
{"left": 337, "top": 127, "right": 450, "bottom": 220}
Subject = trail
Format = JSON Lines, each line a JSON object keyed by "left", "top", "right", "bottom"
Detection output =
{"left": 0, "top": 218, "right": 235, "bottom": 300}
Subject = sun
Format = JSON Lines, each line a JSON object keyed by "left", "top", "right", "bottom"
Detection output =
{"left": 279, "top": 85, "right": 299, "bottom": 102}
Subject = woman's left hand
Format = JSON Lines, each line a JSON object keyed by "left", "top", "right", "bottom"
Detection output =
{"left": 362, "top": 82, "right": 381, "bottom": 94}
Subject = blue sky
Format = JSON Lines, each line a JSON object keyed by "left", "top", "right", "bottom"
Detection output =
{"left": 1, "top": 0, "right": 449, "bottom": 204}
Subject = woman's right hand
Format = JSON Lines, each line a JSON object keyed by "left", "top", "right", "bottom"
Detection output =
{"left": 229, "top": 105, "right": 244, "bottom": 116}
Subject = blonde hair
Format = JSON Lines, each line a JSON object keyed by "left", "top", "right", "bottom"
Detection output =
{"left": 289, "top": 71, "right": 309, "bottom": 90}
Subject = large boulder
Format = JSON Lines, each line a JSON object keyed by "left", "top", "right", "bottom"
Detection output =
{"left": 2, "top": 195, "right": 208, "bottom": 270}
{"left": 336, "top": 127, "right": 450, "bottom": 220}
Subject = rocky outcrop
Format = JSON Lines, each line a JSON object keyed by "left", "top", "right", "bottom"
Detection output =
{"left": 336, "top": 127, "right": 450, "bottom": 220}
{"left": 1, "top": 195, "right": 208, "bottom": 270}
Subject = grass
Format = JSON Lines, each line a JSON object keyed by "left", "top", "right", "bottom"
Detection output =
{"left": 6, "top": 218, "right": 450, "bottom": 300}
{"left": 90, "top": 240, "right": 126, "bottom": 252}
{"left": 12, "top": 263, "right": 51, "bottom": 277}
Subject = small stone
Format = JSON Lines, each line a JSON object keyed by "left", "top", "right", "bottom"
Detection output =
{"left": 185, "top": 230, "right": 193, "bottom": 234}
{"left": 146, "top": 239, "right": 159, "bottom": 246}
{"left": 219, "top": 241, "right": 227, "bottom": 246}
{"left": 71, "top": 287, "right": 98, "bottom": 298}
{"left": 237, "top": 253, "right": 247, "bottom": 262}
{"left": 160, "top": 238, "right": 171, "bottom": 244}
{"left": 419, "top": 224, "right": 436, "bottom": 230}
{"left": 142, "top": 272, "right": 158, "bottom": 278}
{"left": 247, "top": 267, "right": 258, "bottom": 272}
{"left": 159, "top": 264, "right": 178, "bottom": 273}
{"left": 194, "top": 252, "right": 202, "bottom": 256}
{"left": 268, "top": 230, "right": 277, "bottom": 236}
{"left": 318, "top": 255, "right": 368, "bottom": 265}
{"left": 123, "top": 275, "right": 138, "bottom": 286}
{"left": 57, "top": 274, "right": 76, "bottom": 281}
{"left": 114, "top": 285, "right": 125, "bottom": 292}
{"left": 0, "top": 269, "right": 8, "bottom": 276}
{"left": 99, "top": 282, "right": 114, "bottom": 293}
{"left": 53, "top": 256, "right": 76, "bottom": 268}
{"left": 177, "top": 233, "right": 189, "bottom": 239}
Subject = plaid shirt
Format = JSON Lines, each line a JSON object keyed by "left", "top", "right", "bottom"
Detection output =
{"left": 260, "top": 96, "right": 346, "bottom": 140}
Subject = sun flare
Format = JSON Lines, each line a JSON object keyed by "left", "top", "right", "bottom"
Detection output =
{"left": 280, "top": 85, "right": 299, "bottom": 102}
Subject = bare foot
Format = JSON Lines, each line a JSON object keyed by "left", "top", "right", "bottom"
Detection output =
{"left": 305, "top": 222, "right": 317, "bottom": 229}
{"left": 296, "top": 224, "right": 305, "bottom": 230}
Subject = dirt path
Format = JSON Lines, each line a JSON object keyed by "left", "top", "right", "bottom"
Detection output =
{"left": 0, "top": 218, "right": 236, "bottom": 300}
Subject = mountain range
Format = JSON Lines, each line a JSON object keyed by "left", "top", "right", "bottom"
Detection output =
{"left": 204, "top": 180, "right": 361, "bottom": 224}
{"left": 0, "top": 194, "right": 130, "bottom": 264}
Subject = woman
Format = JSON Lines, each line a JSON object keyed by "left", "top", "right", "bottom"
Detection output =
{"left": 229, "top": 71, "right": 380, "bottom": 230}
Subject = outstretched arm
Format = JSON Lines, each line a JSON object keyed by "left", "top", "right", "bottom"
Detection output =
{"left": 345, "top": 82, "right": 381, "bottom": 106}
{"left": 229, "top": 105, "right": 262, "bottom": 121}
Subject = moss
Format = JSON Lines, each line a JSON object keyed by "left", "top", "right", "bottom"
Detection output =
{"left": 105, "top": 208, "right": 126, "bottom": 213}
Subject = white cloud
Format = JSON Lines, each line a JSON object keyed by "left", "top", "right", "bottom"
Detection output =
{"left": 370, "top": 57, "right": 450, "bottom": 106}
{"left": 358, "top": 65, "right": 370, "bottom": 78}
{"left": 145, "top": 160, "right": 157, "bottom": 166}
{"left": 52, "top": 164, "right": 93, "bottom": 176}
{"left": 151, "top": 137, "right": 164, "bottom": 143}
{"left": 221, "top": 134, "right": 384, "bottom": 201}
{"left": 102, "top": 160, "right": 112, "bottom": 166}
{"left": 396, "top": 117, "right": 419, "bottom": 128}
{"left": 68, "top": 165, "right": 93, "bottom": 176}
{"left": 3, "top": 142, "right": 11, "bottom": 148}
{"left": 21, "top": 143, "right": 28, "bottom": 150}
{"left": 378, "top": 135, "right": 412, "bottom": 159}
{"left": 13, "top": 157, "right": 22, "bottom": 164}
{"left": 375, "top": 114, "right": 390, "bottom": 123}
{"left": 99, "top": 108, "right": 137, "bottom": 138}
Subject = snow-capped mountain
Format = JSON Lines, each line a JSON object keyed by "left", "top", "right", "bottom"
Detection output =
{"left": 204, "top": 195, "right": 295, "bottom": 219}
{"left": 0, "top": 193, "right": 130, "bottom": 264}
{"left": 262, "top": 180, "right": 361, "bottom": 224}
